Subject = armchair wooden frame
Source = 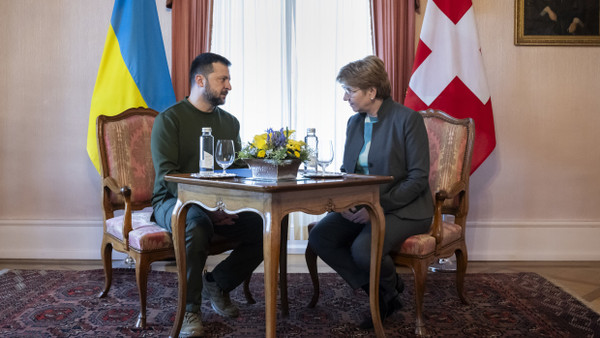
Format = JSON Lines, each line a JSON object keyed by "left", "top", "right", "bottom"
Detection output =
{"left": 96, "top": 107, "right": 255, "bottom": 329}
{"left": 97, "top": 107, "right": 171, "bottom": 328}
{"left": 391, "top": 109, "right": 474, "bottom": 335}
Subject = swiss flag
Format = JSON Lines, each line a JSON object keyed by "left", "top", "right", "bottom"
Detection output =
{"left": 405, "top": 0, "right": 496, "bottom": 173}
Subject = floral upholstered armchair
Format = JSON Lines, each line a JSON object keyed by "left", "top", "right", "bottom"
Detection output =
{"left": 96, "top": 107, "right": 174, "bottom": 328}
{"left": 391, "top": 109, "right": 474, "bottom": 335}
{"left": 96, "top": 107, "right": 255, "bottom": 329}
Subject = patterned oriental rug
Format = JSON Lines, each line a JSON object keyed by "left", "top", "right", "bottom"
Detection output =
{"left": 0, "top": 269, "right": 598, "bottom": 337}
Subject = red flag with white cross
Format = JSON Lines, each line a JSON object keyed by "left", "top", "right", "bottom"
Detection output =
{"left": 404, "top": 0, "right": 496, "bottom": 173}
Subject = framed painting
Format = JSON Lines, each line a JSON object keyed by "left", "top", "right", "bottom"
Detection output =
{"left": 515, "top": 0, "right": 600, "bottom": 46}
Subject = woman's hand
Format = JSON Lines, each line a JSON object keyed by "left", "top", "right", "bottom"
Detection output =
{"left": 206, "top": 210, "right": 239, "bottom": 226}
{"left": 341, "top": 206, "right": 370, "bottom": 224}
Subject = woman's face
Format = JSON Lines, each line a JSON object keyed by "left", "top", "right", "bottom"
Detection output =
{"left": 342, "top": 85, "right": 376, "bottom": 113}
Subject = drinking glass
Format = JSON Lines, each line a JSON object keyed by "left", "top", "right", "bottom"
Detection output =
{"left": 316, "top": 140, "right": 334, "bottom": 173}
{"left": 215, "top": 139, "right": 235, "bottom": 174}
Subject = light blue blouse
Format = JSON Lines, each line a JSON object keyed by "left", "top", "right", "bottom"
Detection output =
{"left": 355, "top": 116, "right": 378, "bottom": 174}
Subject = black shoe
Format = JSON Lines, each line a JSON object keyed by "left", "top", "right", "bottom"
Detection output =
{"left": 358, "top": 294, "right": 402, "bottom": 330}
{"left": 396, "top": 274, "right": 405, "bottom": 293}
{"left": 388, "top": 294, "right": 403, "bottom": 312}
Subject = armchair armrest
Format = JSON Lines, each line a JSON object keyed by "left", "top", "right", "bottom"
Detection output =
{"left": 103, "top": 176, "right": 133, "bottom": 248}
{"left": 103, "top": 176, "right": 121, "bottom": 193}
{"left": 430, "top": 181, "right": 467, "bottom": 247}
{"left": 434, "top": 181, "right": 466, "bottom": 202}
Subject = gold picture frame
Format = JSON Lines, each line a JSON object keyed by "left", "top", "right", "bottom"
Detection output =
{"left": 515, "top": 0, "right": 600, "bottom": 46}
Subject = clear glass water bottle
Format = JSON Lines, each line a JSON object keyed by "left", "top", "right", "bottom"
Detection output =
{"left": 304, "top": 128, "right": 318, "bottom": 173}
{"left": 199, "top": 127, "right": 214, "bottom": 173}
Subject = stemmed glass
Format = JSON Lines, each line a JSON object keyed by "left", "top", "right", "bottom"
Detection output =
{"left": 316, "top": 140, "right": 334, "bottom": 174}
{"left": 215, "top": 139, "right": 235, "bottom": 174}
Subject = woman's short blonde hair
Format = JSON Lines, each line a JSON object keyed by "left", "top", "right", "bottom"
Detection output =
{"left": 336, "top": 55, "right": 391, "bottom": 100}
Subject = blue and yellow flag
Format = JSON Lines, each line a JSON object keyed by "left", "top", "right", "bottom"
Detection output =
{"left": 87, "top": 0, "right": 175, "bottom": 173}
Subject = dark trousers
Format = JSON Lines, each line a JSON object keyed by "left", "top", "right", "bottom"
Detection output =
{"left": 153, "top": 198, "right": 264, "bottom": 313}
{"left": 308, "top": 212, "right": 431, "bottom": 302}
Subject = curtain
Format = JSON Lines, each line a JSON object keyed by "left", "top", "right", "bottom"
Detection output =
{"left": 168, "top": 0, "right": 214, "bottom": 101}
{"left": 210, "top": 0, "right": 373, "bottom": 243}
{"left": 371, "top": 0, "right": 419, "bottom": 103}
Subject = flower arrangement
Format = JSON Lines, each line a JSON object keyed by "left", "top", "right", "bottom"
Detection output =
{"left": 238, "top": 128, "right": 310, "bottom": 164}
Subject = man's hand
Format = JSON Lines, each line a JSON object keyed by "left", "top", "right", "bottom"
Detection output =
{"left": 341, "top": 206, "right": 370, "bottom": 224}
{"left": 206, "top": 210, "right": 239, "bottom": 226}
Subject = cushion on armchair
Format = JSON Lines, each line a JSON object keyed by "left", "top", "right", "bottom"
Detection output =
{"left": 105, "top": 207, "right": 172, "bottom": 251}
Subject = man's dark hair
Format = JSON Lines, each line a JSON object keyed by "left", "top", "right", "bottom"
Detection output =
{"left": 189, "top": 52, "right": 232, "bottom": 86}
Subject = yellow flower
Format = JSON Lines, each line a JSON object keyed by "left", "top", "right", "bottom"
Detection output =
{"left": 294, "top": 151, "right": 300, "bottom": 157}
{"left": 284, "top": 129, "right": 296, "bottom": 138}
{"left": 287, "top": 139, "right": 304, "bottom": 151}
{"left": 253, "top": 133, "right": 268, "bottom": 150}
{"left": 257, "top": 150, "right": 266, "bottom": 158}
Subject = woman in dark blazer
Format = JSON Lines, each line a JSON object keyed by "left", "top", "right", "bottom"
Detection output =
{"left": 308, "top": 55, "right": 433, "bottom": 329}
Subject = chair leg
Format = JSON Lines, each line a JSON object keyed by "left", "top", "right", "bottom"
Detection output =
{"left": 412, "top": 262, "right": 429, "bottom": 336}
{"left": 243, "top": 276, "right": 256, "bottom": 304}
{"left": 455, "top": 246, "right": 469, "bottom": 304}
{"left": 280, "top": 215, "right": 289, "bottom": 316}
{"left": 98, "top": 239, "right": 113, "bottom": 298}
{"left": 134, "top": 254, "right": 150, "bottom": 329}
{"left": 305, "top": 243, "right": 320, "bottom": 308}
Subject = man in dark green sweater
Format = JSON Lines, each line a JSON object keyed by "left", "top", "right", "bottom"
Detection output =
{"left": 151, "top": 53, "right": 263, "bottom": 337}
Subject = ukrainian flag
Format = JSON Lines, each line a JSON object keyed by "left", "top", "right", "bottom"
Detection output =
{"left": 87, "top": 0, "right": 175, "bottom": 173}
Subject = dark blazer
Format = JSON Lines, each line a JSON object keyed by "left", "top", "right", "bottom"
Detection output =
{"left": 342, "top": 98, "right": 434, "bottom": 220}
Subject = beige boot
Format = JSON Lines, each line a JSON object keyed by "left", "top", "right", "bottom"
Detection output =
{"left": 180, "top": 312, "right": 203, "bottom": 337}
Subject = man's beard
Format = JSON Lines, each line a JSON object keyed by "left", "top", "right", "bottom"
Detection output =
{"left": 203, "top": 81, "right": 226, "bottom": 107}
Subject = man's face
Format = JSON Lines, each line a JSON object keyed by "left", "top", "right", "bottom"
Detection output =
{"left": 202, "top": 62, "right": 231, "bottom": 106}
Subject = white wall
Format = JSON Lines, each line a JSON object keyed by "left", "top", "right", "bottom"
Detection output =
{"left": 0, "top": 1, "right": 599, "bottom": 261}
{"left": 0, "top": 1, "right": 171, "bottom": 260}
{"left": 468, "top": 0, "right": 600, "bottom": 260}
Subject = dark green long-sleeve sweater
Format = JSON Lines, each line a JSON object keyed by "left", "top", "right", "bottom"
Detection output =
{"left": 151, "top": 98, "right": 243, "bottom": 207}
